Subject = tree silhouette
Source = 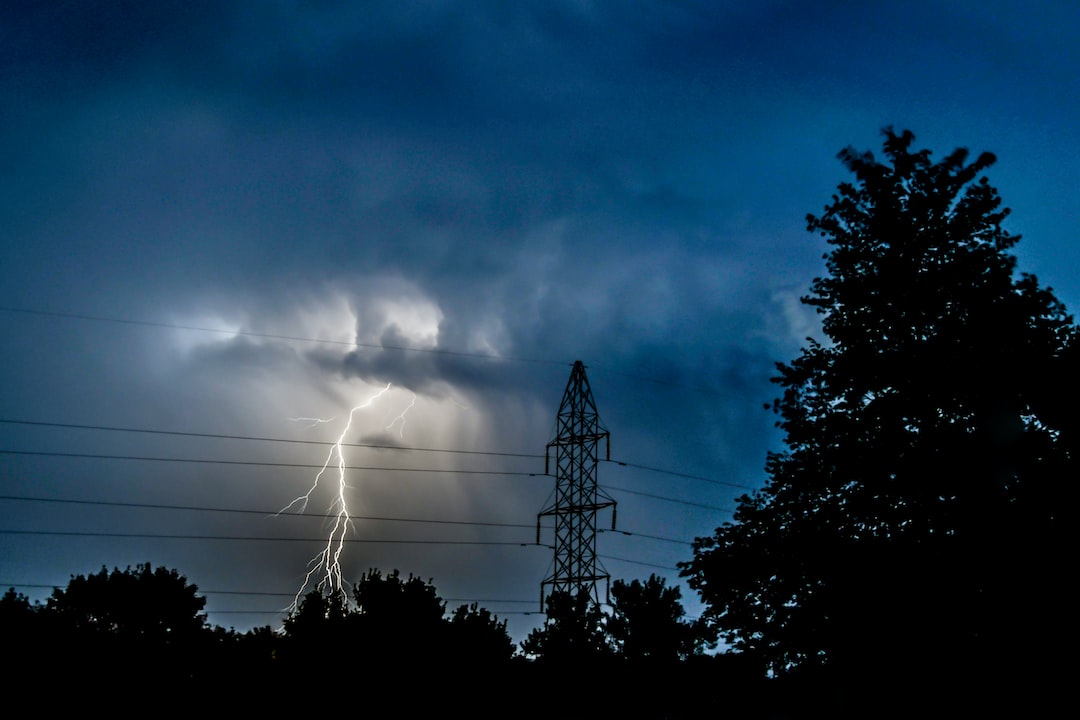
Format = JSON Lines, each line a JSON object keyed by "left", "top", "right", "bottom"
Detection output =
{"left": 47, "top": 563, "right": 207, "bottom": 638}
{"left": 276, "top": 570, "right": 516, "bottom": 712}
{"left": 43, "top": 563, "right": 210, "bottom": 689}
{"left": 447, "top": 602, "right": 515, "bottom": 666}
{"left": 279, "top": 568, "right": 515, "bottom": 678}
{"left": 608, "top": 574, "right": 702, "bottom": 663}
{"left": 351, "top": 568, "right": 447, "bottom": 666}
{"left": 279, "top": 588, "right": 351, "bottom": 665}
{"left": 680, "top": 128, "right": 1073, "bottom": 710}
{"left": 520, "top": 589, "right": 614, "bottom": 665}
{"left": 1, "top": 588, "right": 42, "bottom": 664}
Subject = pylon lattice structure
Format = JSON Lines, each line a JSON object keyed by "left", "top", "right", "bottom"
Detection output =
{"left": 537, "top": 360, "right": 617, "bottom": 609}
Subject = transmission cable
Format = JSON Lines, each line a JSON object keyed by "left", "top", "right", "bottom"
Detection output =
{"left": 0, "top": 418, "right": 543, "bottom": 460}
{"left": 0, "top": 449, "right": 544, "bottom": 476}
{"left": 1, "top": 418, "right": 750, "bottom": 490}
{"left": 0, "top": 528, "right": 551, "bottom": 547}
{"left": 0, "top": 493, "right": 695, "bottom": 545}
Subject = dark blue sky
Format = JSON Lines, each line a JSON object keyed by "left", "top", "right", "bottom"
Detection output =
{"left": 2, "top": 1, "right": 1078, "bottom": 643}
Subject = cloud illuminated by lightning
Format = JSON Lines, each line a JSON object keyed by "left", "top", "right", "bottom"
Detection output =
{"left": 279, "top": 382, "right": 398, "bottom": 611}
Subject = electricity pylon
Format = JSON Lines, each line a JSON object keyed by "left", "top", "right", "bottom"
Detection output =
{"left": 537, "top": 360, "right": 617, "bottom": 610}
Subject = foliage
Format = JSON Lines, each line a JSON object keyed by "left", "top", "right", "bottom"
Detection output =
{"left": 30, "top": 563, "right": 212, "bottom": 692}
{"left": 680, "top": 129, "right": 1074, "bottom": 697}
{"left": 351, "top": 568, "right": 447, "bottom": 664}
{"left": 279, "top": 568, "right": 514, "bottom": 671}
{"left": 352, "top": 568, "right": 446, "bottom": 628}
{"left": 3, "top": 562, "right": 747, "bottom": 712}
{"left": 280, "top": 588, "right": 351, "bottom": 644}
{"left": 46, "top": 562, "right": 208, "bottom": 641}
{"left": 608, "top": 574, "right": 703, "bottom": 662}
{"left": 0, "top": 588, "right": 41, "bottom": 656}
{"left": 447, "top": 602, "right": 515, "bottom": 665}
{"left": 519, "top": 589, "right": 615, "bottom": 663}
{"left": 0, "top": 587, "right": 36, "bottom": 623}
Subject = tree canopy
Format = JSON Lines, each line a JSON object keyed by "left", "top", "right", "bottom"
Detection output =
{"left": 47, "top": 562, "right": 207, "bottom": 640}
{"left": 24, "top": 563, "right": 213, "bottom": 692}
{"left": 280, "top": 568, "right": 515, "bottom": 672}
{"left": 680, "top": 128, "right": 1074, "bottom": 706}
{"left": 4, "top": 564, "right": 725, "bottom": 714}
{"left": 608, "top": 574, "right": 703, "bottom": 662}
{"left": 519, "top": 589, "right": 615, "bottom": 664}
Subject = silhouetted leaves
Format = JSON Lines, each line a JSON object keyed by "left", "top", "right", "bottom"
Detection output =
{"left": 519, "top": 589, "right": 615, "bottom": 664}
{"left": 608, "top": 574, "right": 703, "bottom": 662}
{"left": 680, "top": 128, "right": 1074, "bottom": 711}
{"left": 5, "top": 560, "right": 757, "bottom": 714}
{"left": 448, "top": 602, "right": 515, "bottom": 666}
{"left": 47, "top": 562, "right": 207, "bottom": 639}
{"left": 34, "top": 563, "right": 211, "bottom": 692}
{"left": 277, "top": 567, "right": 516, "bottom": 681}
{"left": 0, "top": 588, "right": 41, "bottom": 661}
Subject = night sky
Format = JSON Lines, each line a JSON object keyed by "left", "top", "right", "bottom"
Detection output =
{"left": 2, "top": 1, "right": 1078, "bottom": 645}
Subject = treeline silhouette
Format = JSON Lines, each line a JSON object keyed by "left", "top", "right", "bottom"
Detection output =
{"left": 1, "top": 563, "right": 761, "bottom": 716}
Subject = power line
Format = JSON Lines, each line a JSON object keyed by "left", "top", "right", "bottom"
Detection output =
{"left": 0, "top": 418, "right": 544, "bottom": 460}
{"left": 0, "top": 583, "right": 549, "bottom": 606}
{"left": 605, "top": 458, "right": 755, "bottom": 491}
{"left": 0, "top": 528, "right": 550, "bottom": 546}
{"left": 1, "top": 418, "right": 751, "bottom": 491}
{"left": 598, "top": 528, "right": 692, "bottom": 547}
{"left": 0, "top": 493, "right": 694, "bottom": 545}
{"left": 0, "top": 449, "right": 545, "bottom": 476}
{"left": 602, "top": 485, "right": 735, "bottom": 514}
{"left": 0, "top": 493, "right": 536, "bottom": 529}
{"left": 599, "top": 554, "right": 677, "bottom": 571}
{"left": 1, "top": 448, "right": 733, "bottom": 513}
{"left": 0, "top": 448, "right": 739, "bottom": 513}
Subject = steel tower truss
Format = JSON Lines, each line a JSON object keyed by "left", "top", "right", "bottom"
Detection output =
{"left": 537, "top": 360, "right": 616, "bottom": 609}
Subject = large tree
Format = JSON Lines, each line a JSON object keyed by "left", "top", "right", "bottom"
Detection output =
{"left": 680, "top": 129, "right": 1074, "bottom": 704}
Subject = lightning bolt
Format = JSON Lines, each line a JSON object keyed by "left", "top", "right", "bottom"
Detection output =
{"left": 280, "top": 382, "right": 393, "bottom": 611}
{"left": 287, "top": 416, "right": 337, "bottom": 430}
{"left": 385, "top": 392, "right": 416, "bottom": 438}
